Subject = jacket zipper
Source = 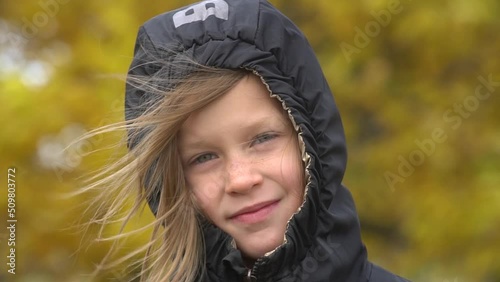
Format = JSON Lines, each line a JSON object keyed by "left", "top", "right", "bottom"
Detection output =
{"left": 245, "top": 259, "right": 260, "bottom": 282}
{"left": 245, "top": 268, "right": 256, "bottom": 282}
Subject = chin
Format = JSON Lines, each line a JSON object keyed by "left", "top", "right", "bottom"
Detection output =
{"left": 237, "top": 229, "right": 286, "bottom": 259}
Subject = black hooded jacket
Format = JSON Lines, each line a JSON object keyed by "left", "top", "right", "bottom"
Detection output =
{"left": 125, "top": 0, "right": 410, "bottom": 281}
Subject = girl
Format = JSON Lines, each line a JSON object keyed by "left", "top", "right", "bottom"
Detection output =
{"left": 86, "top": 0, "right": 410, "bottom": 281}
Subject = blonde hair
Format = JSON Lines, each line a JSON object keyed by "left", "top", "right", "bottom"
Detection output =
{"left": 77, "top": 54, "right": 247, "bottom": 281}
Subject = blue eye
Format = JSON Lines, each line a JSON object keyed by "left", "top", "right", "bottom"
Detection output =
{"left": 193, "top": 153, "right": 217, "bottom": 164}
{"left": 253, "top": 133, "right": 277, "bottom": 145}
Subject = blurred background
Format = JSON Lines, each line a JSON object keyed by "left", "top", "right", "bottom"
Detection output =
{"left": 1, "top": 0, "right": 499, "bottom": 281}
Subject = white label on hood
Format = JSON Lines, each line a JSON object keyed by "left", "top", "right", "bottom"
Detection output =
{"left": 173, "top": 0, "right": 229, "bottom": 28}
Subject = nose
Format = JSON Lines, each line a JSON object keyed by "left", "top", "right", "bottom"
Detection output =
{"left": 225, "top": 156, "right": 263, "bottom": 194}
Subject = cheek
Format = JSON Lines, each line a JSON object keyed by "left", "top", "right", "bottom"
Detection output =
{"left": 281, "top": 144, "right": 305, "bottom": 198}
{"left": 188, "top": 176, "right": 223, "bottom": 217}
{"left": 284, "top": 162, "right": 304, "bottom": 198}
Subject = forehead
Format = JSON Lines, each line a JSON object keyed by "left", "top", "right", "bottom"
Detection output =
{"left": 179, "top": 74, "right": 289, "bottom": 138}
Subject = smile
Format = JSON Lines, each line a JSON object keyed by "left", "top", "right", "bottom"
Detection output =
{"left": 230, "top": 200, "right": 280, "bottom": 224}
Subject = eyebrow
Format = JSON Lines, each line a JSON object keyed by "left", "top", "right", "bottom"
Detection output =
{"left": 180, "top": 116, "right": 289, "bottom": 149}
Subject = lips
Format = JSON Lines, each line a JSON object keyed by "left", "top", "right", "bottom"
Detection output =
{"left": 229, "top": 200, "right": 279, "bottom": 224}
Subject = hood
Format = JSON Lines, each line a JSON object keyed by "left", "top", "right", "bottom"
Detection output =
{"left": 125, "top": 1, "right": 408, "bottom": 281}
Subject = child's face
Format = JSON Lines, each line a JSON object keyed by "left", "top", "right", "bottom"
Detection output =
{"left": 179, "top": 75, "right": 304, "bottom": 259}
